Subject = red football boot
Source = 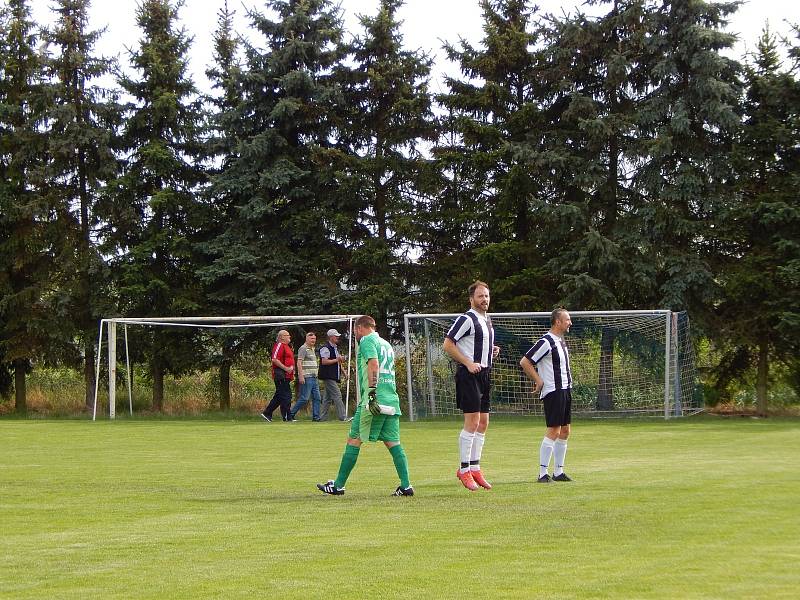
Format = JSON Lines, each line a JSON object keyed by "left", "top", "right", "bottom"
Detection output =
{"left": 471, "top": 469, "right": 492, "bottom": 490}
{"left": 456, "top": 469, "right": 479, "bottom": 491}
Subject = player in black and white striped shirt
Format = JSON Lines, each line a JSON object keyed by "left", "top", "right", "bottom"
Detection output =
{"left": 443, "top": 281, "right": 500, "bottom": 491}
{"left": 520, "top": 308, "right": 574, "bottom": 483}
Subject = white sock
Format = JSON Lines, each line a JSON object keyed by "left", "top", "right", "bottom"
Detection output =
{"left": 539, "top": 437, "right": 555, "bottom": 477}
{"left": 553, "top": 439, "right": 568, "bottom": 476}
{"left": 459, "top": 429, "right": 475, "bottom": 473}
{"left": 469, "top": 431, "right": 485, "bottom": 471}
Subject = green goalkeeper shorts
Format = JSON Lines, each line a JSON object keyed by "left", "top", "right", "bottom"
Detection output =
{"left": 349, "top": 403, "right": 400, "bottom": 442}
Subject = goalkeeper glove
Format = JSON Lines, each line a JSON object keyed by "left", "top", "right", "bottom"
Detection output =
{"left": 367, "top": 387, "right": 381, "bottom": 415}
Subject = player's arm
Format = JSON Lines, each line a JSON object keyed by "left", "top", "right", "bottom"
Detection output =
{"left": 366, "top": 357, "right": 382, "bottom": 415}
{"left": 443, "top": 337, "right": 481, "bottom": 374}
{"left": 366, "top": 358, "right": 378, "bottom": 388}
{"left": 520, "top": 356, "right": 544, "bottom": 394}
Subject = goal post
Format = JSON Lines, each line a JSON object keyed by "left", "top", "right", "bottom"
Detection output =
{"left": 403, "top": 310, "right": 699, "bottom": 420}
{"left": 93, "top": 315, "right": 359, "bottom": 420}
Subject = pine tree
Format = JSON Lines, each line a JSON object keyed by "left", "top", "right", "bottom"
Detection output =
{"left": 530, "top": 0, "right": 657, "bottom": 310}
{"left": 432, "top": 0, "right": 548, "bottom": 311}
{"left": 41, "top": 0, "right": 120, "bottom": 410}
{"left": 199, "top": 0, "right": 244, "bottom": 409}
{"left": 336, "top": 0, "right": 436, "bottom": 332}
{"left": 0, "top": 0, "right": 58, "bottom": 414}
{"left": 716, "top": 28, "right": 800, "bottom": 413}
{"left": 634, "top": 0, "right": 742, "bottom": 326}
{"left": 97, "top": 0, "right": 206, "bottom": 410}
{"left": 523, "top": 0, "right": 678, "bottom": 409}
{"left": 202, "top": 0, "right": 346, "bottom": 320}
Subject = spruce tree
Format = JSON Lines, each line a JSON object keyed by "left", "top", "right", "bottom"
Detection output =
{"left": 634, "top": 0, "right": 742, "bottom": 326}
{"left": 716, "top": 28, "right": 800, "bottom": 412}
{"left": 41, "top": 0, "right": 119, "bottom": 410}
{"left": 199, "top": 0, "right": 243, "bottom": 409}
{"left": 0, "top": 0, "right": 58, "bottom": 414}
{"left": 432, "top": 0, "right": 548, "bottom": 311}
{"left": 531, "top": 0, "right": 656, "bottom": 310}
{"left": 202, "top": 0, "right": 346, "bottom": 319}
{"left": 337, "top": 0, "right": 436, "bottom": 332}
{"left": 98, "top": 0, "right": 206, "bottom": 410}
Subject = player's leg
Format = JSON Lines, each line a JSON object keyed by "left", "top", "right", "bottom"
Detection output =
{"left": 470, "top": 412, "right": 492, "bottom": 489}
{"left": 333, "top": 439, "right": 362, "bottom": 488}
{"left": 470, "top": 371, "right": 492, "bottom": 489}
{"left": 538, "top": 391, "right": 563, "bottom": 482}
{"left": 335, "top": 408, "right": 371, "bottom": 488}
{"left": 318, "top": 407, "right": 366, "bottom": 495}
{"left": 381, "top": 417, "right": 412, "bottom": 495}
{"left": 552, "top": 390, "right": 572, "bottom": 481}
{"left": 455, "top": 366, "right": 480, "bottom": 489}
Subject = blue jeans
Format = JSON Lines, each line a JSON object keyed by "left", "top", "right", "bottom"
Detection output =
{"left": 291, "top": 376, "right": 321, "bottom": 420}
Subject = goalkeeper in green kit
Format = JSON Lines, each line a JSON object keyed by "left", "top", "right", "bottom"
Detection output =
{"left": 316, "top": 315, "right": 413, "bottom": 496}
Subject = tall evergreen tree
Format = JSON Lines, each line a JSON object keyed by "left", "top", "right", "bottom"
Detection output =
{"left": 202, "top": 0, "right": 346, "bottom": 319}
{"left": 432, "top": 0, "right": 548, "bottom": 311}
{"left": 97, "top": 0, "right": 206, "bottom": 410}
{"left": 531, "top": 0, "right": 656, "bottom": 310}
{"left": 199, "top": 0, "right": 244, "bottom": 409}
{"left": 0, "top": 0, "right": 59, "bottom": 414}
{"left": 336, "top": 0, "right": 436, "bottom": 332}
{"left": 524, "top": 0, "right": 660, "bottom": 409}
{"left": 635, "top": 0, "right": 742, "bottom": 326}
{"left": 41, "top": 0, "right": 119, "bottom": 410}
{"left": 716, "top": 28, "right": 800, "bottom": 413}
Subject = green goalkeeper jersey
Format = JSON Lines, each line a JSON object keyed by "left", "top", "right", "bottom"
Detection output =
{"left": 357, "top": 331, "right": 402, "bottom": 415}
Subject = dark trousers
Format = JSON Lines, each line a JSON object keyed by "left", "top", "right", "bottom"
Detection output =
{"left": 263, "top": 379, "right": 292, "bottom": 420}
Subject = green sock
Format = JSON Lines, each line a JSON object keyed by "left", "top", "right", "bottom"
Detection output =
{"left": 389, "top": 444, "right": 410, "bottom": 489}
{"left": 334, "top": 444, "right": 360, "bottom": 489}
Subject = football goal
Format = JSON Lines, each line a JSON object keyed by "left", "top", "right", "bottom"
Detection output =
{"left": 92, "top": 315, "right": 360, "bottom": 420}
{"left": 402, "top": 311, "right": 698, "bottom": 420}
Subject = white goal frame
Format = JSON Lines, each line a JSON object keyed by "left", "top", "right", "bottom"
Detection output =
{"left": 92, "top": 315, "right": 360, "bottom": 420}
{"left": 403, "top": 310, "right": 699, "bottom": 420}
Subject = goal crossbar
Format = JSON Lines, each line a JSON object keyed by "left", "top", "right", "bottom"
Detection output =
{"left": 93, "top": 315, "right": 360, "bottom": 420}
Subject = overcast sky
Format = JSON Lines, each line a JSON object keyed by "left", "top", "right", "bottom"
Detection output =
{"left": 29, "top": 0, "right": 800, "bottom": 93}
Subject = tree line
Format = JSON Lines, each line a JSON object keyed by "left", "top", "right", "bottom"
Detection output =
{"left": 1, "top": 0, "right": 798, "bottom": 415}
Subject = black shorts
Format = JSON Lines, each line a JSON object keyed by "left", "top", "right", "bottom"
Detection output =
{"left": 455, "top": 365, "right": 491, "bottom": 413}
{"left": 542, "top": 388, "right": 572, "bottom": 427}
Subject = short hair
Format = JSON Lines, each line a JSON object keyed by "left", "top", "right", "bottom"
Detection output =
{"left": 305, "top": 330, "right": 316, "bottom": 337}
{"left": 551, "top": 308, "right": 568, "bottom": 325}
{"left": 276, "top": 329, "right": 289, "bottom": 341}
{"left": 468, "top": 280, "right": 489, "bottom": 297}
{"left": 355, "top": 315, "right": 376, "bottom": 329}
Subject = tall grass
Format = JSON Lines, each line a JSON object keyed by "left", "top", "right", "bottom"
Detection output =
{"left": 0, "top": 366, "right": 278, "bottom": 417}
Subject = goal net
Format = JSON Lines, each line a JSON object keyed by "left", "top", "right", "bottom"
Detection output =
{"left": 402, "top": 311, "right": 698, "bottom": 419}
{"left": 93, "top": 315, "right": 359, "bottom": 420}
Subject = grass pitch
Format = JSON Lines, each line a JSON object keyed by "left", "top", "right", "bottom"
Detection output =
{"left": 1, "top": 416, "right": 798, "bottom": 599}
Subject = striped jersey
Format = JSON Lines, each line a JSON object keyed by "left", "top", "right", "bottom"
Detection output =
{"left": 297, "top": 344, "right": 319, "bottom": 378}
{"left": 445, "top": 309, "right": 495, "bottom": 368}
{"left": 524, "top": 332, "right": 572, "bottom": 397}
